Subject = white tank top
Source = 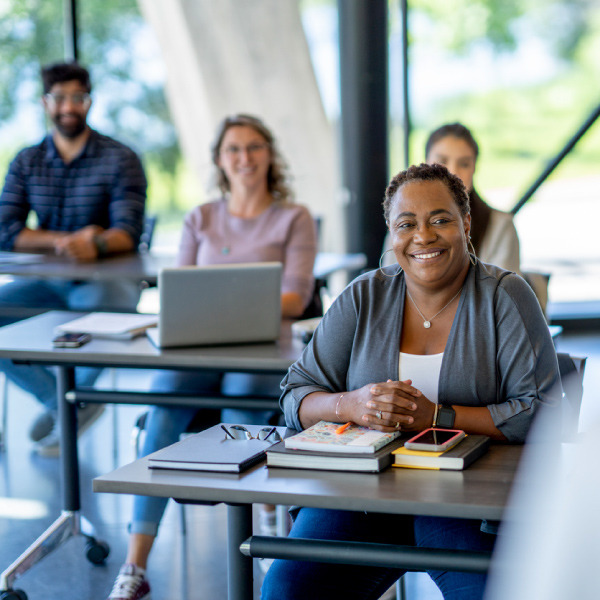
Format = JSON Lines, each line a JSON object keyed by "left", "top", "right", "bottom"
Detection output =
{"left": 398, "top": 352, "right": 444, "bottom": 404}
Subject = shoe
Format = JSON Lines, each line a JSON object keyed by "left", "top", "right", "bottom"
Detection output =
{"left": 29, "top": 411, "right": 56, "bottom": 442}
{"left": 108, "top": 563, "right": 151, "bottom": 600}
{"left": 34, "top": 404, "right": 106, "bottom": 457}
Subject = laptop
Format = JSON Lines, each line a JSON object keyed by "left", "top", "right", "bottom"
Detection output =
{"left": 146, "top": 262, "right": 282, "bottom": 348}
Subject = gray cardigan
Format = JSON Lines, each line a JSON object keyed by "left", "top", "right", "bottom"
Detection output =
{"left": 281, "top": 261, "right": 561, "bottom": 442}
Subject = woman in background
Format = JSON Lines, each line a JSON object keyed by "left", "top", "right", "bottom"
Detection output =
{"left": 425, "top": 122, "right": 520, "bottom": 272}
{"left": 108, "top": 114, "right": 317, "bottom": 600}
{"left": 383, "top": 122, "right": 521, "bottom": 274}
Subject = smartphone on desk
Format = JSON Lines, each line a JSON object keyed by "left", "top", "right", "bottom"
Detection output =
{"left": 404, "top": 428, "right": 466, "bottom": 452}
{"left": 52, "top": 332, "right": 92, "bottom": 348}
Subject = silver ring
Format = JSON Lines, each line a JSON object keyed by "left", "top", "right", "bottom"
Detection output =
{"left": 376, "top": 410, "right": 382, "bottom": 420}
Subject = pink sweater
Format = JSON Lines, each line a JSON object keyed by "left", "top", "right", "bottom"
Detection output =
{"left": 177, "top": 198, "right": 317, "bottom": 308}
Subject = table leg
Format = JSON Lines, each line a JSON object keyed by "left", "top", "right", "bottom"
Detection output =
{"left": 226, "top": 504, "right": 253, "bottom": 600}
{"left": 57, "top": 366, "right": 80, "bottom": 511}
{"left": 0, "top": 366, "right": 108, "bottom": 594}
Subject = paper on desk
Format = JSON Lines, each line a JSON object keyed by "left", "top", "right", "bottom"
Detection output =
{"left": 56, "top": 312, "right": 158, "bottom": 340}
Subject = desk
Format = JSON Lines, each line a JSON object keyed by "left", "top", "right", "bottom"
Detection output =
{"left": 0, "top": 251, "right": 171, "bottom": 285}
{"left": 93, "top": 443, "right": 522, "bottom": 600}
{"left": 0, "top": 251, "right": 366, "bottom": 286}
{"left": 0, "top": 311, "right": 303, "bottom": 595}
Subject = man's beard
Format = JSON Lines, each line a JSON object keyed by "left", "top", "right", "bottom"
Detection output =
{"left": 52, "top": 113, "right": 87, "bottom": 139}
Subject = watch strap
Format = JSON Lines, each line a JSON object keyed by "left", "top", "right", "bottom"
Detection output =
{"left": 93, "top": 235, "right": 108, "bottom": 258}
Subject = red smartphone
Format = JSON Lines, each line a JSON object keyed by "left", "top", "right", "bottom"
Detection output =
{"left": 403, "top": 428, "right": 466, "bottom": 452}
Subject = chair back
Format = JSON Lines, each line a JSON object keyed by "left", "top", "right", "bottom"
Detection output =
{"left": 299, "top": 278, "right": 327, "bottom": 320}
{"left": 139, "top": 215, "right": 158, "bottom": 253}
{"left": 557, "top": 352, "right": 586, "bottom": 440}
{"left": 522, "top": 270, "right": 550, "bottom": 318}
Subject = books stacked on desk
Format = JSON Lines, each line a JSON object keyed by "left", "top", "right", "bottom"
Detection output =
{"left": 266, "top": 420, "right": 403, "bottom": 473}
{"left": 392, "top": 434, "right": 490, "bottom": 471}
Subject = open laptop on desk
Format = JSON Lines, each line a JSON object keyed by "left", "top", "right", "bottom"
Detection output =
{"left": 146, "top": 262, "right": 282, "bottom": 348}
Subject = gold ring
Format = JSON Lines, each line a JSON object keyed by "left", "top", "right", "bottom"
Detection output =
{"left": 395, "top": 422, "right": 401, "bottom": 429}
{"left": 376, "top": 411, "right": 382, "bottom": 420}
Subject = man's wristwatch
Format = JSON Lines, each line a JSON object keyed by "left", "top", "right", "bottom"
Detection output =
{"left": 93, "top": 235, "right": 108, "bottom": 258}
{"left": 434, "top": 405, "right": 456, "bottom": 429}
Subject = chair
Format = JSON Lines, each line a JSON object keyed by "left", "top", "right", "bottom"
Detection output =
{"left": 556, "top": 352, "right": 586, "bottom": 441}
{"left": 138, "top": 214, "right": 158, "bottom": 253}
{"left": 522, "top": 270, "right": 551, "bottom": 318}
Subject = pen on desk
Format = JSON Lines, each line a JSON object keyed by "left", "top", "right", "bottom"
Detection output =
{"left": 335, "top": 422, "right": 352, "bottom": 434}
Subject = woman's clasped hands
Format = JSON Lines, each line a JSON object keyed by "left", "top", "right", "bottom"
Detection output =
{"left": 349, "top": 379, "right": 435, "bottom": 433}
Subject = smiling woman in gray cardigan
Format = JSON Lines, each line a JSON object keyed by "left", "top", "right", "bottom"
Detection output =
{"left": 262, "top": 164, "right": 561, "bottom": 600}
{"left": 281, "top": 259, "right": 559, "bottom": 443}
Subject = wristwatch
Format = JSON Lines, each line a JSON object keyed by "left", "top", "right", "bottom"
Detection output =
{"left": 93, "top": 235, "right": 108, "bottom": 258}
{"left": 434, "top": 405, "right": 456, "bottom": 429}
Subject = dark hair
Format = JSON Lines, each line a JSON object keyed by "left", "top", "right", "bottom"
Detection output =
{"left": 41, "top": 62, "right": 91, "bottom": 94}
{"left": 425, "top": 122, "right": 492, "bottom": 253}
{"left": 425, "top": 122, "right": 479, "bottom": 161}
{"left": 210, "top": 113, "right": 293, "bottom": 200}
{"left": 383, "top": 163, "right": 470, "bottom": 224}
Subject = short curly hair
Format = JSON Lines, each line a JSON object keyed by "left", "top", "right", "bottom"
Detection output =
{"left": 210, "top": 114, "right": 293, "bottom": 200}
{"left": 41, "top": 61, "right": 91, "bottom": 94}
{"left": 383, "top": 163, "right": 470, "bottom": 224}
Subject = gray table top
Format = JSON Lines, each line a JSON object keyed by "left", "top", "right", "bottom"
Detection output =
{"left": 0, "top": 251, "right": 172, "bottom": 283}
{"left": 93, "top": 443, "right": 522, "bottom": 521}
{"left": 0, "top": 310, "right": 303, "bottom": 373}
{"left": 0, "top": 251, "right": 367, "bottom": 284}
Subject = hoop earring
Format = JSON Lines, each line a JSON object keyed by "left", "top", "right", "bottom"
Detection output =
{"left": 467, "top": 237, "right": 478, "bottom": 267}
{"left": 379, "top": 248, "right": 403, "bottom": 278}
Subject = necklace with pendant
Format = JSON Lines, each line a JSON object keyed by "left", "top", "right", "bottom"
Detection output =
{"left": 406, "top": 286, "right": 463, "bottom": 329}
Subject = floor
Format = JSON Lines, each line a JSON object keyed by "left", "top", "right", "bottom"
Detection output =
{"left": 0, "top": 329, "right": 597, "bottom": 600}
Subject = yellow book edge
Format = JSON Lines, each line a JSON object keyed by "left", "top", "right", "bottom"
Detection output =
{"left": 392, "top": 463, "right": 441, "bottom": 470}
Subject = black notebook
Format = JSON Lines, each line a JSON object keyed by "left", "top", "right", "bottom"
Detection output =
{"left": 147, "top": 424, "right": 278, "bottom": 473}
{"left": 266, "top": 438, "right": 405, "bottom": 473}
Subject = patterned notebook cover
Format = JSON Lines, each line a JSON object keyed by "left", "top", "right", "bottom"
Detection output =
{"left": 284, "top": 420, "right": 401, "bottom": 454}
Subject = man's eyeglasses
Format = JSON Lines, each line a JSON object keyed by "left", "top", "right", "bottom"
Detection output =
{"left": 44, "top": 92, "right": 91, "bottom": 108}
{"left": 221, "top": 143, "right": 269, "bottom": 157}
{"left": 221, "top": 424, "right": 281, "bottom": 442}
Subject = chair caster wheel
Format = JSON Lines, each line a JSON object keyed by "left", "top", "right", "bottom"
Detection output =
{"left": 85, "top": 538, "right": 110, "bottom": 564}
{"left": 0, "top": 590, "right": 28, "bottom": 600}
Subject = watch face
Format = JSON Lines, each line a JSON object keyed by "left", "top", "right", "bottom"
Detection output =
{"left": 437, "top": 406, "right": 456, "bottom": 428}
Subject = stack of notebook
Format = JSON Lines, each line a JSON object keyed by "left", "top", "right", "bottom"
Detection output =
{"left": 266, "top": 420, "right": 403, "bottom": 473}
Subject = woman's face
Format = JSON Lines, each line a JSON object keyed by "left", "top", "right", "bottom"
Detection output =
{"left": 426, "top": 136, "right": 476, "bottom": 191}
{"left": 388, "top": 179, "right": 471, "bottom": 289}
{"left": 217, "top": 125, "right": 272, "bottom": 192}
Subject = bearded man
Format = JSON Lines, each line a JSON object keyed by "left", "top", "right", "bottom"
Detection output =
{"left": 0, "top": 61, "right": 147, "bottom": 455}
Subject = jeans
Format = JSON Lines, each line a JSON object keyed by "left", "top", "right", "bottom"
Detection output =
{"left": 261, "top": 508, "right": 496, "bottom": 600}
{"left": 130, "top": 369, "right": 281, "bottom": 536}
{"left": 0, "top": 277, "right": 140, "bottom": 411}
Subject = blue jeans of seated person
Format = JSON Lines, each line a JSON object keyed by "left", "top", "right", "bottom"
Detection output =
{"left": 0, "top": 277, "right": 140, "bottom": 411}
{"left": 261, "top": 508, "right": 495, "bottom": 600}
{"left": 130, "top": 369, "right": 281, "bottom": 537}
